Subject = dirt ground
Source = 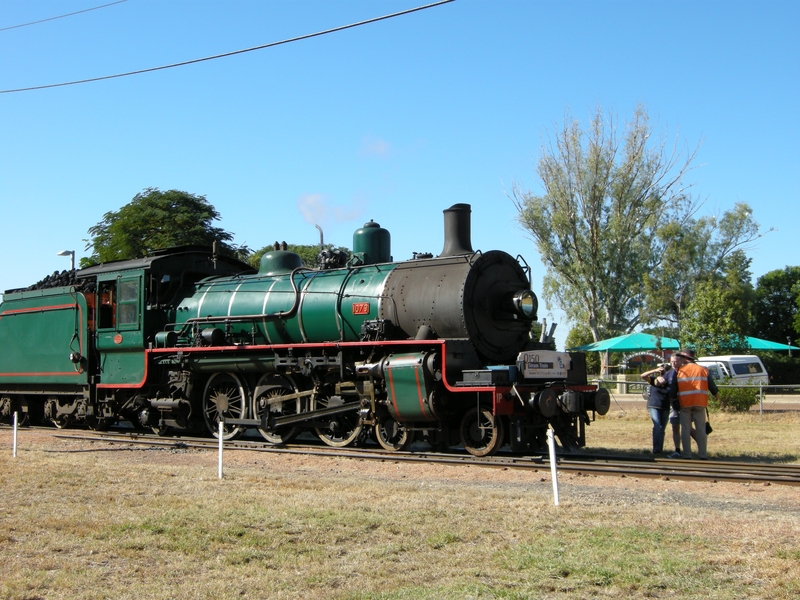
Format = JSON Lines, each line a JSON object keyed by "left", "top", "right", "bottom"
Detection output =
{"left": 6, "top": 427, "right": 800, "bottom": 514}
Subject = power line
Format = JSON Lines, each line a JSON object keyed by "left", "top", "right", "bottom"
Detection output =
{"left": 0, "top": 0, "right": 455, "bottom": 94}
{"left": 0, "top": 0, "right": 127, "bottom": 32}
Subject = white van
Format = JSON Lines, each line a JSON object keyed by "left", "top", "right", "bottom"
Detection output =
{"left": 695, "top": 355, "right": 769, "bottom": 385}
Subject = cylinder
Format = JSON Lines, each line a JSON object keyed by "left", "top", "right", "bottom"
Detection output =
{"left": 382, "top": 352, "right": 439, "bottom": 422}
{"left": 379, "top": 250, "right": 534, "bottom": 362}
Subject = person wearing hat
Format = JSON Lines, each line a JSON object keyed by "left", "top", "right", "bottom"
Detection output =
{"left": 670, "top": 348, "right": 718, "bottom": 459}
{"left": 641, "top": 361, "right": 673, "bottom": 454}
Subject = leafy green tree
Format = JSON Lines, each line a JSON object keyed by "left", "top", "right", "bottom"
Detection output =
{"left": 84, "top": 188, "right": 238, "bottom": 265}
{"left": 796, "top": 294, "right": 800, "bottom": 339}
{"left": 681, "top": 252, "right": 755, "bottom": 355}
{"left": 512, "top": 105, "right": 699, "bottom": 344}
{"left": 759, "top": 353, "right": 800, "bottom": 385}
{"left": 642, "top": 203, "right": 765, "bottom": 333}
{"left": 754, "top": 266, "right": 800, "bottom": 345}
{"left": 681, "top": 283, "right": 742, "bottom": 355}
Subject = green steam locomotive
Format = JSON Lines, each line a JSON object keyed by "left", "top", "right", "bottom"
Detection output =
{"left": 0, "top": 204, "right": 609, "bottom": 455}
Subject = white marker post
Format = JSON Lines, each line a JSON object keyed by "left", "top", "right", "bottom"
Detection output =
{"left": 547, "top": 426, "right": 560, "bottom": 506}
{"left": 12, "top": 411, "right": 18, "bottom": 458}
{"left": 218, "top": 420, "right": 224, "bottom": 479}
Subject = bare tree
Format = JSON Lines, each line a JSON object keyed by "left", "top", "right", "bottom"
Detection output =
{"left": 512, "top": 105, "right": 699, "bottom": 344}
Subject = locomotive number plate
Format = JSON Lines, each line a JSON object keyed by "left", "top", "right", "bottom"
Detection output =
{"left": 352, "top": 302, "right": 370, "bottom": 315}
{"left": 517, "top": 350, "right": 570, "bottom": 379}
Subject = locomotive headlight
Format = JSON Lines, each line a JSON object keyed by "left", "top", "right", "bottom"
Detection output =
{"left": 511, "top": 290, "right": 537, "bottom": 320}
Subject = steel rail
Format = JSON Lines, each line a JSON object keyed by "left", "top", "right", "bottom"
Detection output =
{"left": 49, "top": 430, "right": 800, "bottom": 487}
{"left": 558, "top": 454, "right": 800, "bottom": 478}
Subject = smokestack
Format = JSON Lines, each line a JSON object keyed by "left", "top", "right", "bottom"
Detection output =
{"left": 439, "top": 203, "right": 474, "bottom": 257}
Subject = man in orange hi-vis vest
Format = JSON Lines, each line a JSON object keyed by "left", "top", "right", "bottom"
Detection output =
{"left": 670, "top": 349, "right": 718, "bottom": 459}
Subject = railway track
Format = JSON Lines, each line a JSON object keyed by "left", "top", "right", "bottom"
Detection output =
{"left": 48, "top": 429, "right": 800, "bottom": 487}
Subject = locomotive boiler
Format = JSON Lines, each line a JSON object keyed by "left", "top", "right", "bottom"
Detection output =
{"left": 0, "top": 204, "right": 609, "bottom": 455}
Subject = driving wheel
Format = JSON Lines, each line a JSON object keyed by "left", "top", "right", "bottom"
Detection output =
{"left": 202, "top": 373, "right": 247, "bottom": 440}
{"left": 251, "top": 375, "right": 302, "bottom": 444}
{"left": 312, "top": 395, "right": 363, "bottom": 447}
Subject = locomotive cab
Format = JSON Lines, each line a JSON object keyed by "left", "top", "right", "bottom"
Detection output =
{"left": 67, "top": 248, "right": 256, "bottom": 429}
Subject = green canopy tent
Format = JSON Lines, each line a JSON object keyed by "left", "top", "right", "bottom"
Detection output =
{"left": 743, "top": 336, "right": 800, "bottom": 352}
{"left": 568, "top": 332, "right": 680, "bottom": 376}
{"left": 568, "top": 332, "right": 680, "bottom": 353}
{"left": 570, "top": 334, "right": 799, "bottom": 375}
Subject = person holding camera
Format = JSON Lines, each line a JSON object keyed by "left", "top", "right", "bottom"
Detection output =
{"left": 641, "top": 360, "right": 674, "bottom": 454}
{"left": 665, "top": 352, "right": 691, "bottom": 458}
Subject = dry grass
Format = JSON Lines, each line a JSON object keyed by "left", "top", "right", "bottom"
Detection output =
{"left": 593, "top": 407, "right": 800, "bottom": 461}
{"left": 1, "top": 415, "right": 799, "bottom": 600}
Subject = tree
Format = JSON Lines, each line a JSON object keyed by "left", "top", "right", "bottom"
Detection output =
{"left": 642, "top": 203, "right": 765, "bottom": 333}
{"left": 681, "top": 283, "right": 743, "bottom": 356}
{"left": 680, "top": 251, "right": 756, "bottom": 355}
{"left": 512, "top": 105, "right": 699, "bottom": 343}
{"left": 796, "top": 294, "right": 800, "bottom": 340}
{"left": 754, "top": 266, "right": 800, "bottom": 345}
{"left": 84, "top": 188, "right": 238, "bottom": 265}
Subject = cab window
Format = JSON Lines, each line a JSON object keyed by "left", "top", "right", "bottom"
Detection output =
{"left": 117, "top": 279, "right": 139, "bottom": 325}
{"left": 98, "top": 278, "right": 140, "bottom": 329}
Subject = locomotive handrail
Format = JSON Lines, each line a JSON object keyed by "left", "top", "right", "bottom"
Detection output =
{"left": 465, "top": 250, "right": 482, "bottom": 267}
{"left": 332, "top": 266, "right": 360, "bottom": 341}
{"left": 515, "top": 254, "right": 532, "bottom": 284}
{"left": 463, "top": 249, "right": 532, "bottom": 285}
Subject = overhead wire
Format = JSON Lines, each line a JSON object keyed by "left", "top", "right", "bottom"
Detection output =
{"left": 0, "top": 0, "right": 127, "bottom": 32}
{"left": 0, "top": 0, "right": 455, "bottom": 94}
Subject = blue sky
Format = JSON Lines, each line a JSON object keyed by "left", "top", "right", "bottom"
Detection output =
{"left": 1, "top": 0, "right": 798, "bottom": 349}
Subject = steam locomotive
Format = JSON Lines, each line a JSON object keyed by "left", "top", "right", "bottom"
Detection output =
{"left": 0, "top": 204, "right": 609, "bottom": 455}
